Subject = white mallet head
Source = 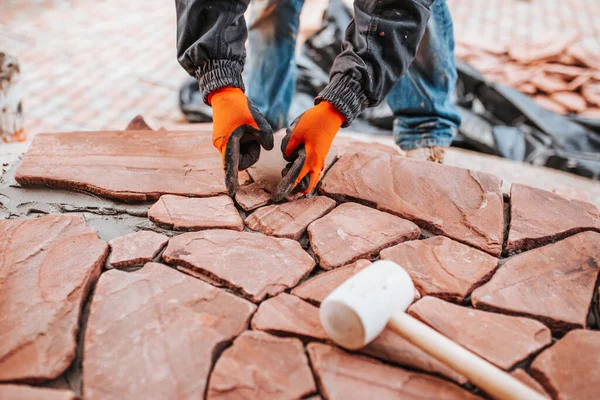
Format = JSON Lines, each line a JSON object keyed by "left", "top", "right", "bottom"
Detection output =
{"left": 319, "top": 260, "right": 415, "bottom": 350}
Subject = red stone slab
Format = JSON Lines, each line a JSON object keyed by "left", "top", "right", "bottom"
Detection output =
{"left": 506, "top": 184, "right": 600, "bottom": 253}
{"left": 308, "top": 202, "right": 420, "bottom": 269}
{"left": 251, "top": 293, "right": 328, "bottom": 341}
{"left": 320, "top": 152, "right": 504, "bottom": 255}
{"left": 148, "top": 194, "right": 244, "bottom": 231}
{"left": 381, "top": 236, "right": 498, "bottom": 302}
{"left": 472, "top": 231, "right": 600, "bottom": 333}
{"left": 511, "top": 369, "right": 550, "bottom": 398}
{"left": 15, "top": 130, "right": 250, "bottom": 202}
{"left": 408, "top": 297, "right": 551, "bottom": 370}
{"left": 307, "top": 343, "right": 481, "bottom": 400}
{"left": 582, "top": 81, "right": 600, "bottom": 107}
{"left": 245, "top": 196, "right": 336, "bottom": 240}
{"left": 83, "top": 263, "right": 256, "bottom": 400}
{"left": 207, "top": 331, "right": 316, "bottom": 400}
{"left": 108, "top": 230, "right": 168, "bottom": 268}
{"left": 333, "top": 137, "right": 404, "bottom": 157}
{"left": 0, "top": 384, "right": 76, "bottom": 400}
{"left": 534, "top": 95, "right": 568, "bottom": 114}
{"left": 0, "top": 215, "right": 108, "bottom": 382}
{"left": 162, "top": 229, "right": 315, "bottom": 302}
{"left": 550, "top": 92, "right": 587, "bottom": 113}
{"left": 509, "top": 32, "right": 578, "bottom": 64}
{"left": 531, "top": 74, "right": 570, "bottom": 94}
{"left": 234, "top": 181, "right": 271, "bottom": 211}
{"left": 531, "top": 330, "right": 600, "bottom": 400}
{"left": 292, "top": 260, "right": 372, "bottom": 305}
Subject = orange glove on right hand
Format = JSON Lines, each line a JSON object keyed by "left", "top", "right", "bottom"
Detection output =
{"left": 276, "top": 101, "right": 345, "bottom": 198}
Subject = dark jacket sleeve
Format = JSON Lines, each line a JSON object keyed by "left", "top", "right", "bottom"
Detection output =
{"left": 175, "top": 0, "right": 251, "bottom": 103}
{"left": 317, "top": 0, "right": 432, "bottom": 126}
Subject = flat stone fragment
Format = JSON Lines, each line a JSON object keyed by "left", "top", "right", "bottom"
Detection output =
{"left": 531, "top": 330, "right": 600, "bottom": 400}
{"left": 506, "top": 184, "right": 600, "bottom": 253}
{"left": 307, "top": 343, "right": 481, "bottom": 400}
{"left": 320, "top": 152, "right": 504, "bottom": 256}
{"left": 234, "top": 181, "right": 271, "bottom": 211}
{"left": 83, "top": 263, "right": 256, "bottom": 400}
{"left": 245, "top": 196, "right": 336, "bottom": 240}
{"left": 108, "top": 230, "right": 168, "bottom": 268}
{"left": 207, "top": 331, "right": 316, "bottom": 400}
{"left": 472, "top": 231, "right": 600, "bottom": 333}
{"left": 149, "top": 194, "right": 244, "bottom": 231}
{"left": 163, "top": 229, "right": 315, "bottom": 302}
{"left": 251, "top": 293, "right": 328, "bottom": 341}
{"left": 408, "top": 297, "right": 551, "bottom": 370}
{"left": 333, "top": 137, "right": 404, "bottom": 157}
{"left": 0, "top": 215, "right": 108, "bottom": 382}
{"left": 292, "top": 260, "right": 372, "bottom": 305}
{"left": 380, "top": 236, "right": 498, "bottom": 302}
{"left": 14, "top": 130, "right": 250, "bottom": 202}
{"left": 511, "top": 369, "right": 550, "bottom": 398}
{"left": 308, "top": 202, "right": 420, "bottom": 269}
{"left": 0, "top": 384, "right": 76, "bottom": 400}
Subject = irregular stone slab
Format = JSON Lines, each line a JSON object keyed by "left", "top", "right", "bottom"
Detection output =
{"left": 15, "top": 130, "right": 250, "bottom": 202}
{"left": 320, "top": 152, "right": 504, "bottom": 255}
{"left": 251, "top": 293, "right": 328, "bottom": 341}
{"left": 246, "top": 196, "right": 336, "bottom": 240}
{"left": 333, "top": 137, "right": 404, "bottom": 157}
{"left": 531, "top": 330, "right": 600, "bottom": 400}
{"left": 511, "top": 369, "right": 549, "bottom": 398}
{"left": 408, "top": 297, "right": 551, "bottom": 369}
{"left": 0, "top": 215, "right": 108, "bottom": 382}
{"left": 163, "top": 230, "right": 315, "bottom": 302}
{"left": 0, "top": 384, "right": 76, "bottom": 400}
{"left": 308, "top": 202, "right": 420, "bottom": 269}
{"left": 108, "top": 230, "right": 168, "bottom": 268}
{"left": 207, "top": 331, "right": 316, "bottom": 400}
{"left": 380, "top": 236, "right": 498, "bottom": 302}
{"left": 148, "top": 194, "right": 244, "bottom": 231}
{"left": 472, "top": 231, "right": 600, "bottom": 333}
{"left": 506, "top": 184, "right": 600, "bottom": 253}
{"left": 307, "top": 343, "right": 481, "bottom": 400}
{"left": 235, "top": 181, "right": 271, "bottom": 211}
{"left": 292, "top": 260, "right": 371, "bottom": 305}
{"left": 83, "top": 263, "right": 256, "bottom": 400}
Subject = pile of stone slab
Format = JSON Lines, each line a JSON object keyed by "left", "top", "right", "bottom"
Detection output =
{"left": 456, "top": 33, "right": 600, "bottom": 117}
{"left": 1, "top": 126, "right": 599, "bottom": 399}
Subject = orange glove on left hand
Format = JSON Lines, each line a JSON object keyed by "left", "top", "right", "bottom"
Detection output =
{"left": 209, "top": 87, "right": 274, "bottom": 196}
{"left": 276, "top": 101, "right": 345, "bottom": 198}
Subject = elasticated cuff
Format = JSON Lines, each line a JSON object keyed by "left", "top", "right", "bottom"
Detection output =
{"left": 315, "top": 74, "right": 368, "bottom": 127}
{"left": 196, "top": 60, "right": 245, "bottom": 104}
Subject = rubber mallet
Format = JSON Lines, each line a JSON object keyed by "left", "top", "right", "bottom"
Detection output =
{"left": 319, "top": 260, "right": 546, "bottom": 400}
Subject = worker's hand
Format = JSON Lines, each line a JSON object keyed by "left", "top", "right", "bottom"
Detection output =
{"left": 209, "top": 87, "right": 274, "bottom": 196}
{"left": 275, "top": 101, "right": 345, "bottom": 199}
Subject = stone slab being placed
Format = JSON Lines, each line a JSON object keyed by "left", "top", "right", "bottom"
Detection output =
{"left": 320, "top": 152, "right": 504, "bottom": 256}
{"left": 14, "top": 130, "right": 250, "bottom": 202}
{"left": 307, "top": 343, "right": 481, "bottom": 400}
{"left": 108, "top": 230, "right": 168, "bottom": 268}
{"left": 245, "top": 196, "right": 336, "bottom": 240}
{"left": 506, "top": 184, "right": 600, "bottom": 253}
{"left": 292, "top": 260, "right": 372, "bottom": 305}
{"left": 148, "top": 194, "right": 244, "bottom": 231}
{"left": 234, "top": 181, "right": 271, "bottom": 211}
{"left": 162, "top": 229, "right": 315, "bottom": 302}
{"left": 531, "top": 330, "right": 600, "bottom": 400}
{"left": 0, "top": 384, "right": 77, "bottom": 400}
{"left": 308, "top": 202, "right": 420, "bottom": 269}
{"left": 0, "top": 215, "right": 108, "bottom": 382}
{"left": 83, "top": 263, "right": 256, "bottom": 400}
{"left": 408, "top": 297, "right": 551, "bottom": 370}
{"left": 207, "top": 331, "right": 316, "bottom": 400}
{"left": 380, "top": 236, "right": 499, "bottom": 302}
{"left": 472, "top": 231, "right": 600, "bottom": 334}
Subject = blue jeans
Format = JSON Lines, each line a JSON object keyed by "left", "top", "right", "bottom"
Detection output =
{"left": 245, "top": 0, "right": 461, "bottom": 150}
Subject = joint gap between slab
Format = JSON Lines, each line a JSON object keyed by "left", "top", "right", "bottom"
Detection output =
{"left": 587, "top": 270, "right": 600, "bottom": 330}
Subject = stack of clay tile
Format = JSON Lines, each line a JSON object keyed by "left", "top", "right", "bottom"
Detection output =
{"left": 456, "top": 31, "right": 600, "bottom": 118}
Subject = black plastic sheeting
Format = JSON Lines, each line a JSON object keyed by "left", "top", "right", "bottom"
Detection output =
{"left": 178, "top": 0, "right": 600, "bottom": 180}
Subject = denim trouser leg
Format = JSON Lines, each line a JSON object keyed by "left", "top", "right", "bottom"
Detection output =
{"left": 245, "top": 0, "right": 305, "bottom": 130}
{"left": 386, "top": 0, "right": 461, "bottom": 151}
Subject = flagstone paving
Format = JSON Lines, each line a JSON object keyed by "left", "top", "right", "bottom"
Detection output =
{"left": 3, "top": 129, "right": 600, "bottom": 398}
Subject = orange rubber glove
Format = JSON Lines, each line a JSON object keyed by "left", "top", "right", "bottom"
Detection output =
{"left": 209, "top": 87, "right": 274, "bottom": 196}
{"left": 279, "top": 101, "right": 345, "bottom": 196}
